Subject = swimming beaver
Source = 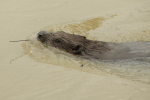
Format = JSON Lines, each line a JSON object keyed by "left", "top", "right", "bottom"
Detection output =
{"left": 37, "top": 31, "right": 150, "bottom": 60}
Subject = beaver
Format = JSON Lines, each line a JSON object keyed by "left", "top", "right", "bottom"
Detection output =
{"left": 37, "top": 31, "right": 150, "bottom": 60}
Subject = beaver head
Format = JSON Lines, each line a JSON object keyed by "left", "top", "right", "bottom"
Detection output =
{"left": 37, "top": 31, "right": 87, "bottom": 55}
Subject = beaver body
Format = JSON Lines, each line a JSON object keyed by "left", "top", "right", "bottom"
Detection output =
{"left": 37, "top": 31, "right": 150, "bottom": 60}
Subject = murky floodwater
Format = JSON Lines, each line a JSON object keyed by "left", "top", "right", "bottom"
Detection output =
{"left": 22, "top": 17, "right": 150, "bottom": 83}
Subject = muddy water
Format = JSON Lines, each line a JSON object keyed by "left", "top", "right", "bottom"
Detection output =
{"left": 22, "top": 17, "right": 150, "bottom": 83}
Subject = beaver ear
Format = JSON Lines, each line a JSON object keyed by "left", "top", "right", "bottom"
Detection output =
{"left": 72, "top": 45, "right": 82, "bottom": 55}
{"left": 81, "top": 36, "right": 86, "bottom": 39}
{"left": 72, "top": 45, "right": 81, "bottom": 50}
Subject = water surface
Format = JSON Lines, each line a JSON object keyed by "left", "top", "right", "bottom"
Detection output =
{"left": 22, "top": 17, "right": 150, "bottom": 83}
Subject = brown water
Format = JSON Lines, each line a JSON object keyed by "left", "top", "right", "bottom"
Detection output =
{"left": 22, "top": 17, "right": 150, "bottom": 83}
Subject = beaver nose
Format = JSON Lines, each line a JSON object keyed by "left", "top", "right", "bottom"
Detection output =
{"left": 38, "top": 34, "right": 42, "bottom": 38}
{"left": 38, "top": 31, "right": 46, "bottom": 38}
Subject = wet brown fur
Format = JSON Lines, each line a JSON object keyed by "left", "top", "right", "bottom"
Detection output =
{"left": 37, "top": 31, "right": 150, "bottom": 60}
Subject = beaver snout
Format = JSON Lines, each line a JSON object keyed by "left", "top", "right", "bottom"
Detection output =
{"left": 38, "top": 34, "right": 43, "bottom": 40}
{"left": 37, "top": 31, "right": 46, "bottom": 38}
{"left": 37, "top": 31, "right": 48, "bottom": 42}
{"left": 38, "top": 34, "right": 42, "bottom": 38}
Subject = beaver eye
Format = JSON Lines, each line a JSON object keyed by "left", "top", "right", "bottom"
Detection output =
{"left": 54, "top": 39, "right": 61, "bottom": 43}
